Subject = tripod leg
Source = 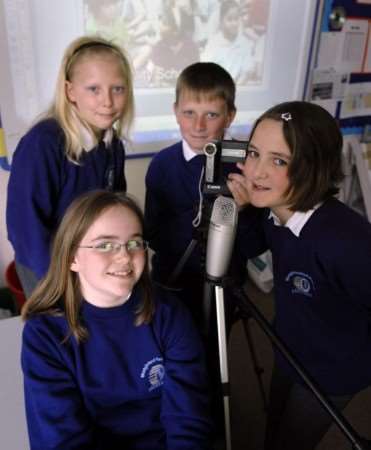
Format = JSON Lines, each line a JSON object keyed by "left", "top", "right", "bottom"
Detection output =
{"left": 167, "top": 239, "right": 198, "bottom": 286}
{"left": 202, "top": 281, "right": 214, "bottom": 337}
{"left": 215, "top": 285, "right": 232, "bottom": 450}
{"left": 241, "top": 316, "right": 268, "bottom": 412}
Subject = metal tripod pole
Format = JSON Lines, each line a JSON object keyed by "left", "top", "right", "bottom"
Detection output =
{"left": 167, "top": 239, "right": 198, "bottom": 286}
{"left": 214, "top": 283, "right": 232, "bottom": 450}
{"left": 240, "top": 314, "right": 268, "bottom": 411}
{"left": 234, "top": 286, "right": 371, "bottom": 450}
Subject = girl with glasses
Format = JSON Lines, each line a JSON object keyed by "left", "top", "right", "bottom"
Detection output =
{"left": 21, "top": 189, "right": 212, "bottom": 450}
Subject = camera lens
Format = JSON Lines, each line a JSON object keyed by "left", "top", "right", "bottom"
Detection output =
{"left": 203, "top": 142, "right": 217, "bottom": 157}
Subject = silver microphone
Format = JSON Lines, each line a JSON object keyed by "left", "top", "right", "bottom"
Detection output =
{"left": 206, "top": 196, "right": 238, "bottom": 281}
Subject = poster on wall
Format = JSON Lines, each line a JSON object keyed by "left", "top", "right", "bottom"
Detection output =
{"left": 317, "top": 18, "right": 368, "bottom": 73}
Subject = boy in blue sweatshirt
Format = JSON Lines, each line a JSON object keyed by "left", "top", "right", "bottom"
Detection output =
{"left": 145, "top": 62, "right": 249, "bottom": 321}
{"left": 145, "top": 62, "right": 250, "bottom": 436}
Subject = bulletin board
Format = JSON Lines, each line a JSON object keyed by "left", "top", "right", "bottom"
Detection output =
{"left": 308, "top": 0, "right": 371, "bottom": 128}
{"left": 307, "top": 0, "right": 371, "bottom": 221}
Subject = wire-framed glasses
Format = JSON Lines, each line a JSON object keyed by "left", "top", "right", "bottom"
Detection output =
{"left": 78, "top": 239, "right": 148, "bottom": 254}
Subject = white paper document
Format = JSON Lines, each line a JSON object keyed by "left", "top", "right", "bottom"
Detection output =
{"left": 317, "top": 19, "right": 368, "bottom": 72}
{"left": 310, "top": 68, "right": 349, "bottom": 100}
{"left": 340, "top": 82, "right": 371, "bottom": 118}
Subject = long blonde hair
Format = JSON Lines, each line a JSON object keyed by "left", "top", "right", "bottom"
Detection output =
{"left": 22, "top": 190, "right": 154, "bottom": 342}
{"left": 45, "top": 35, "right": 134, "bottom": 163}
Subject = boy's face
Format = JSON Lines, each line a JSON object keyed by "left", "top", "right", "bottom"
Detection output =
{"left": 174, "top": 93, "right": 236, "bottom": 153}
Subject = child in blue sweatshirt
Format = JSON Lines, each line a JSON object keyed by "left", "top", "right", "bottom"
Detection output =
{"left": 229, "top": 100, "right": 371, "bottom": 450}
{"left": 7, "top": 35, "right": 134, "bottom": 298}
{"left": 21, "top": 190, "right": 212, "bottom": 450}
{"left": 144, "top": 62, "right": 250, "bottom": 438}
{"left": 145, "top": 62, "right": 249, "bottom": 323}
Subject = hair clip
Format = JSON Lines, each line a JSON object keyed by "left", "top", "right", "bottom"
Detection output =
{"left": 281, "top": 112, "right": 292, "bottom": 122}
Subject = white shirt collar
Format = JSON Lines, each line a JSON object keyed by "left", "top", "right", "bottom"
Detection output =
{"left": 182, "top": 139, "right": 203, "bottom": 161}
{"left": 79, "top": 123, "right": 114, "bottom": 152}
{"left": 268, "top": 205, "right": 320, "bottom": 237}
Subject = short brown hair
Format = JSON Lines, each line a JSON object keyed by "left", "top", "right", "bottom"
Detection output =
{"left": 22, "top": 190, "right": 154, "bottom": 342}
{"left": 175, "top": 62, "right": 236, "bottom": 113}
{"left": 249, "top": 101, "right": 344, "bottom": 211}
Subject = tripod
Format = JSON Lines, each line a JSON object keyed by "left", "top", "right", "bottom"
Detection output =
{"left": 206, "top": 278, "right": 232, "bottom": 450}
{"left": 166, "top": 200, "right": 267, "bottom": 448}
{"left": 233, "top": 286, "right": 371, "bottom": 450}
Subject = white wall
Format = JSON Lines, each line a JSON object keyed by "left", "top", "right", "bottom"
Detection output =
{"left": 0, "top": 316, "right": 28, "bottom": 450}
{"left": 0, "top": 170, "right": 14, "bottom": 286}
{"left": 126, "top": 157, "right": 151, "bottom": 210}
{"left": 0, "top": 157, "right": 152, "bottom": 287}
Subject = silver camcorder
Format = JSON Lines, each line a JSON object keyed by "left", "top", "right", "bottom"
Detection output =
{"left": 203, "top": 139, "right": 248, "bottom": 195}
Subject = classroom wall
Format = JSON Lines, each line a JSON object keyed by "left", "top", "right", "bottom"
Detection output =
{"left": 125, "top": 157, "right": 151, "bottom": 210}
{"left": 0, "top": 316, "right": 28, "bottom": 450}
{"left": 0, "top": 157, "right": 152, "bottom": 287}
{"left": 0, "top": 170, "right": 13, "bottom": 286}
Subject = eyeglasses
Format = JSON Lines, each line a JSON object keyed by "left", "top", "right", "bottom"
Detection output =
{"left": 78, "top": 239, "right": 148, "bottom": 254}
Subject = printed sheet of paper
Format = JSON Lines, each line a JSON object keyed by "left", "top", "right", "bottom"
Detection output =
{"left": 310, "top": 69, "right": 349, "bottom": 100}
{"left": 317, "top": 19, "right": 368, "bottom": 72}
{"left": 340, "top": 82, "right": 371, "bottom": 118}
{"left": 363, "top": 21, "right": 371, "bottom": 72}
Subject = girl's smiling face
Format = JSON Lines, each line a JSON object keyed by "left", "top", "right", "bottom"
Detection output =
{"left": 66, "top": 53, "right": 127, "bottom": 132}
{"left": 242, "top": 118, "right": 293, "bottom": 223}
{"left": 70, "top": 205, "right": 146, "bottom": 307}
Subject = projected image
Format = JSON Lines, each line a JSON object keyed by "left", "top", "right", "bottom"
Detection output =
{"left": 1, "top": 0, "right": 316, "bottom": 155}
{"left": 83, "top": 0, "right": 270, "bottom": 88}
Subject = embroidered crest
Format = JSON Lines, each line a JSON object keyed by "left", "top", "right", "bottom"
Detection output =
{"left": 141, "top": 357, "right": 165, "bottom": 392}
{"left": 285, "top": 271, "right": 314, "bottom": 297}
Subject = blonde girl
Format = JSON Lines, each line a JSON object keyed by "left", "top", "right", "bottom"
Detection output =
{"left": 7, "top": 35, "right": 134, "bottom": 298}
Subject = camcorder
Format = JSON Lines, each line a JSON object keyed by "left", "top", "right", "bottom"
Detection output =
{"left": 203, "top": 139, "right": 248, "bottom": 196}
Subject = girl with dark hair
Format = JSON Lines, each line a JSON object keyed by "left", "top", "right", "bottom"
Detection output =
{"left": 229, "top": 100, "right": 371, "bottom": 450}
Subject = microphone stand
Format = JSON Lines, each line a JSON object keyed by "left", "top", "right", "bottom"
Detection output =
{"left": 166, "top": 198, "right": 236, "bottom": 450}
{"left": 233, "top": 286, "right": 371, "bottom": 450}
{"left": 205, "top": 275, "right": 232, "bottom": 450}
{"left": 167, "top": 238, "right": 198, "bottom": 287}
{"left": 164, "top": 195, "right": 265, "bottom": 448}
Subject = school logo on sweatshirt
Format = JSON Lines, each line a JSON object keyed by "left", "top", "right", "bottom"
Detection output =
{"left": 141, "top": 357, "right": 165, "bottom": 392}
{"left": 285, "top": 271, "right": 314, "bottom": 298}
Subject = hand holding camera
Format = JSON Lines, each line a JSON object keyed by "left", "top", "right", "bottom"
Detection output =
{"left": 203, "top": 139, "right": 250, "bottom": 208}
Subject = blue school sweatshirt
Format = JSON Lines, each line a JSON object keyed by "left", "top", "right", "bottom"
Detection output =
{"left": 21, "top": 286, "right": 213, "bottom": 449}
{"left": 239, "top": 198, "right": 371, "bottom": 395}
{"left": 7, "top": 118, "right": 126, "bottom": 279}
{"left": 145, "top": 141, "right": 248, "bottom": 286}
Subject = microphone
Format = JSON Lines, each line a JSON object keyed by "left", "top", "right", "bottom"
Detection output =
{"left": 206, "top": 195, "right": 238, "bottom": 281}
